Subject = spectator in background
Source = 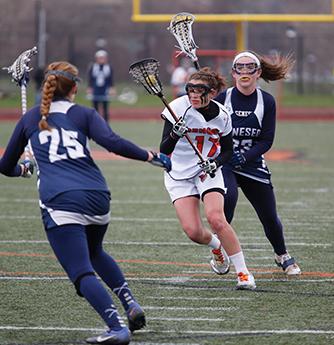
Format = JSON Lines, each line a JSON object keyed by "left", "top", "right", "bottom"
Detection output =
{"left": 170, "top": 57, "right": 196, "bottom": 98}
{"left": 87, "top": 50, "right": 116, "bottom": 123}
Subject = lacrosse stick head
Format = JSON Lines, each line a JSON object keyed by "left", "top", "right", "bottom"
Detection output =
{"left": 129, "top": 58, "right": 163, "bottom": 96}
{"left": 168, "top": 12, "right": 198, "bottom": 62}
{"left": 2, "top": 46, "right": 38, "bottom": 87}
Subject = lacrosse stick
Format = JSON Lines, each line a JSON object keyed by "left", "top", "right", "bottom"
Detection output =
{"left": 168, "top": 12, "right": 200, "bottom": 70}
{"left": 129, "top": 58, "right": 206, "bottom": 165}
{"left": 3, "top": 46, "right": 38, "bottom": 163}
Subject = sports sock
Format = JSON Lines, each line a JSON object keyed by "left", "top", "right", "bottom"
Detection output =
{"left": 113, "top": 282, "right": 136, "bottom": 312}
{"left": 208, "top": 233, "right": 221, "bottom": 249}
{"left": 229, "top": 251, "right": 249, "bottom": 274}
{"left": 91, "top": 250, "right": 138, "bottom": 311}
{"left": 79, "top": 275, "right": 125, "bottom": 330}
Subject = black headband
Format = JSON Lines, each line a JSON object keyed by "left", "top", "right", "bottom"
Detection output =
{"left": 46, "top": 70, "right": 81, "bottom": 83}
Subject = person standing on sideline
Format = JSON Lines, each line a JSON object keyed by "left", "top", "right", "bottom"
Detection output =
{"left": 170, "top": 57, "right": 196, "bottom": 98}
{"left": 160, "top": 67, "right": 256, "bottom": 290}
{"left": 215, "top": 51, "right": 301, "bottom": 275}
{"left": 0, "top": 61, "right": 171, "bottom": 345}
{"left": 87, "top": 50, "right": 116, "bottom": 123}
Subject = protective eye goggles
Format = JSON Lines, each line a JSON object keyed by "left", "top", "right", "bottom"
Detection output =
{"left": 185, "top": 83, "right": 211, "bottom": 95}
{"left": 232, "top": 62, "right": 259, "bottom": 75}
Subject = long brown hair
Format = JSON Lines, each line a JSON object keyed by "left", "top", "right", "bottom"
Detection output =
{"left": 189, "top": 67, "right": 226, "bottom": 92}
{"left": 39, "top": 61, "right": 79, "bottom": 131}
{"left": 251, "top": 51, "right": 295, "bottom": 83}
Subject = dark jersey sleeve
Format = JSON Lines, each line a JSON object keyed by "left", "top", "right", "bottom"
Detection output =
{"left": 0, "top": 119, "right": 28, "bottom": 177}
{"left": 243, "top": 93, "right": 276, "bottom": 162}
{"left": 70, "top": 106, "right": 149, "bottom": 161}
{"left": 159, "top": 119, "right": 178, "bottom": 155}
{"left": 215, "top": 132, "right": 233, "bottom": 167}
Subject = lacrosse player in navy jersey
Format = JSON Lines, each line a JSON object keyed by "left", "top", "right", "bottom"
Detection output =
{"left": 159, "top": 67, "right": 256, "bottom": 290}
{"left": 215, "top": 51, "right": 301, "bottom": 275}
{"left": 0, "top": 61, "right": 171, "bottom": 345}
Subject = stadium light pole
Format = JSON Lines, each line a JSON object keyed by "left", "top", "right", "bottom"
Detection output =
{"left": 286, "top": 27, "right": 304, "bottom": 94}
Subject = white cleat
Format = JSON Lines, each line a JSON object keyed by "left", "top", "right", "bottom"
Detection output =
{"left": 210, "top": 246, "right": 230, "bottom": 275}
{"left": 275, "top": 253, "right": 301, "bottom": 275}
{"left": 236, "top": 272, "right": 256, "bottom": 290}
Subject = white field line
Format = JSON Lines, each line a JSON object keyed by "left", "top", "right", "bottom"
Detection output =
{"left": 0, "top": 325, "right": 333, "bottom": 336}
{"left": 0, "top": 239, "right": 330, "bottom": 248}
{"left": 0, "top": 276, "right": 333, "bottom": 283}
{"left": 147, "top": 296, "right": 252, "bottom": 301}
{"left": 0, "top": 197, "right": 312, "bottom": 207}
{"left": 143, "top": 306, "right": 237, "bottom": 311}
{"left": 1, "top": 215, "right": 333, "bottom": 227}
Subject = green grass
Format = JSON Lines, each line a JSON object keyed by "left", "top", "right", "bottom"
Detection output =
{"left": 0, "top": 120, "right": 334, "bottom": 345}
{"left": 2, "top": 77, "right": 334, "bottom": 109}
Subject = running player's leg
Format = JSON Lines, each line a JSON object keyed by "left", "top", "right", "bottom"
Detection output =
{"left": 86, "top": 224, "right": 145, "bottom": 332}
{"left": 222, "top": 167, "right": 239, "bottom": 223}
{"left": 203, "top": 191, "right": 255, "bottom": 289}
{"left": 46, "top": 224, "right": 127, "bottom": 332}
{"left": 239, "top": 176, "right": 286, "bottom": 254}
{"left": 239, "top": 176, "right": 301, "bottom": 274}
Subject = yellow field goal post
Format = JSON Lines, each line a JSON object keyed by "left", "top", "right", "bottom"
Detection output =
{"left": 132, "top": 0, "right": 334, "bottom": 112}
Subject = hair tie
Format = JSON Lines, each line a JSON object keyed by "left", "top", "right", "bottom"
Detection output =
{"left": 45, "top": 70, "right": 81, "bottom": 83}
{"left": 42, "top": 115, "right": 47, "bottom": 121}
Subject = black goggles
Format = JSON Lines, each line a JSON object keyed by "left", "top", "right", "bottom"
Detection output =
{"left": 185, "top": 83, "right": 211, "bottom": 95}
{"left": 232, "top": 62, "right": 259, "bottom": 75}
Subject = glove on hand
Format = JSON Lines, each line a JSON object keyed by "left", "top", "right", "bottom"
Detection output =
{"left": 198, "top": 159, "right": 217, "bottom": 175}
{"left": 149, "top": 152, "right": 172, "bottom": 172}
{"left": 20, "top": 159, "right": 34, "bottom": 178}
{"left": 172, "top": 118, "right": 188, "bottom": 138}
{"left": 230, "top": 151, "right": 246, "bottom": 170}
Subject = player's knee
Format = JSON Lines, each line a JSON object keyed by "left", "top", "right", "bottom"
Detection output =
{"left": 182, "top": 225, "right": 203, "bottom": 243}
{"left": 206, "top": 210, "right": 226, "bottom": 232}
{"left": 73, "top": 272, "right": 95, "bottom": 297}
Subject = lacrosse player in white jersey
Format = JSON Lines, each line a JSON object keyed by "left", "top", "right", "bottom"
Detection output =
{"left": 160, "top": 67, "right": 256, "bottom": 290}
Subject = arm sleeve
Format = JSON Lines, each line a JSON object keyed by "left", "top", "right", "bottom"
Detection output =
{"left": 87, "top": 109, "right": 149, "bottom": 161}
{"left": 214, "top": 131, "right": 233, "bottom": 167}
{"left": 159, "top": 119, "right": 178, "bottom": 155}
{"left": 0, "top": 120, "right": 27, "bottom": 177}
{"left": 243, "top": 96, "right": 276, "bottom": 162}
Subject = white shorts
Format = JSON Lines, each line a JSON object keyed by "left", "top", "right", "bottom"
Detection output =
{"left": 164, "top": 170, "right": 227, "bottom": 203}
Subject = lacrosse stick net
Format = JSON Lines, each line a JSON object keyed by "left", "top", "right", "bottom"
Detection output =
{"left": 168, "top": 12, "right": 200, "bottom": 70}
{"left": 3, "top": 46, "right": 38, "bottom": 161}
{"left": 3, "top": 46, "right": 38, "bottom": 114}
{"left": 129, "top": 58, "right": 163, "bottom": 96}
{"left": 129, "top": 58, "right": 205, "bottom": 163}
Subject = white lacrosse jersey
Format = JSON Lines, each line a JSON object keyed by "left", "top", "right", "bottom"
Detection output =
{"left": 162, "top": 95, "right": 232, "bottom": 180}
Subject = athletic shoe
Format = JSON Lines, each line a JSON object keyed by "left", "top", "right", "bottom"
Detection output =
{"left": 275, "top": 253, "right": 301, "bottom": 275}
{"left": 126, "top": 302, "right": 146, "bottom": 333}
{"left": 210, "top": 246, "right": 230, "bottom": 275}
{"left": 86, "top": 327, "right": 130, "bottom": 344}
{"left": 236, "top": 272, "right": 256, "bottom": 290}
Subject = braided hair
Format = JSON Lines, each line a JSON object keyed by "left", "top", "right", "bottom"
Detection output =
{"left": 39, "top": 61, "right": 79, "bottom": 131}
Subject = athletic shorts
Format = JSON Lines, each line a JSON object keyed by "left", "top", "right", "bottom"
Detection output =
{"left": 164, "top": 169, "right": 226, "bottom": 203}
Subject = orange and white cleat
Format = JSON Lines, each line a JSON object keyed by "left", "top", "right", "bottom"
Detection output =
{"left": 236, "top": 272, "right": 256, "bottom": 290}
{"left": 210, "top": 246, "right": 230, "bottom": 275}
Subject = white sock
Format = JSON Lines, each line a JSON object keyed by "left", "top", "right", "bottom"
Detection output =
{"left": 229, "top": 251, "right": 249, "bottom": 274}
{"left": 207, "top": 233, "right": 221, "bottom": 249}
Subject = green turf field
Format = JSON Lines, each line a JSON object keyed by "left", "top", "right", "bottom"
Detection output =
{"left": 0, "top": 120, "right": 333, "bottom": 345}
